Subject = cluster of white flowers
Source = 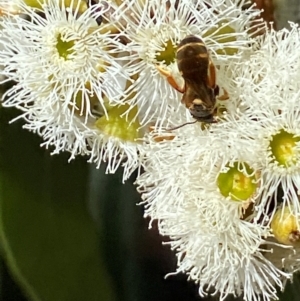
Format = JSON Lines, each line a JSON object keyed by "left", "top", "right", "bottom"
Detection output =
{"left": 0, "top": 0, "right": 260, "bottom": 179}
{"left": 137, "top": 22, "right": 300, "bottom": 301}
{"left": 2, "top": 0, "right": 300, "bottom": 300}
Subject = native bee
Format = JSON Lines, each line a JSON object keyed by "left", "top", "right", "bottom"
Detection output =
{"left": 157, "top": 35, "right": 220, "bottom": 124}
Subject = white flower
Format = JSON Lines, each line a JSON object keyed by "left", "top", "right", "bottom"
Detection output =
{"left": 0, "top": 0, "right": 144, "bottom": 180}
{"left": 0, "top": 0, "right": 23, "bottom": 82}
{"left": 225, "top": 24, "right": 300, "bottom": 222}
{"left": 136, "top": 122, "right": 290, "bottom": 301}
{"left": 135, "top": 23, "right": 300, "bottom": 301}
{"left": 0, "top": 0, "right": 128, "bottom": 119}
{"left": 111, "top": 0, "right": 262, "bottom": 126}
{"left": 17, "top": 88, "right": 143, "bottom": 181}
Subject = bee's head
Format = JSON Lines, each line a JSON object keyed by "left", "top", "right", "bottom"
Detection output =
{"left": 189, "top": 98, "right": 216, "bottom": 123}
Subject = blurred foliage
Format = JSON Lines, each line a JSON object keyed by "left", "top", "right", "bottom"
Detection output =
{"left": 278, "top": 275, "right": 300, "bottom": 301}
{"left": 0, "top": 106, "right": 115, "bottom": 301}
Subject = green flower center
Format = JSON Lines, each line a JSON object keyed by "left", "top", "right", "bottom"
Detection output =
{"left": 203, "top": 21, "right": 238, "bottom": 55}
{"left": 217, "top": 162, "right": 257, "bottom": 202}
{"left": 269, "top": 129, "right": 300, "bottom": 167}
{"left": 73, "top": 86, "right": 106, "bottom": 117}
{"left": 56, "top": 33, "right": 75, "bottom": 60}
{"left": 156, "top": 40, "right": 176, "bottom": 65}
{"left": 24, "top": 0, "right": 88, "bottom": 11}
{"left": 95, "top": 104, "right": 142, "bottom": 142}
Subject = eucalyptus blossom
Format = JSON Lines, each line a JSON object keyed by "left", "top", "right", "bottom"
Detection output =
{"left": 136, "top": 24, "right": 300, "bottom": 301}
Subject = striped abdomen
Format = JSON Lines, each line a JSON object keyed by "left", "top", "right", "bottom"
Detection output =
{"left": 176, "top": 35, "right": 209, "bottom": 83}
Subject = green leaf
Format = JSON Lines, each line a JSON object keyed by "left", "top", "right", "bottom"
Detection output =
{"left": 0, "top": 107, "right": 115, "bottom": 301}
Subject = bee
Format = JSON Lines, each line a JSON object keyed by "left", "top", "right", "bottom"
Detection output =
{"left": 157, "top": 35, "right": 220, "bottom": 124}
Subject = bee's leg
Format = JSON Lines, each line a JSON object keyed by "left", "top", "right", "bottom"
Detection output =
{"left": 218, "top": 88, "right": 229, "bottom": 101}
{"left": 148, "top": 125, "right": 176, "bottom": 142}
{"left": 156, "top": 65, "right": 185, "bottom": 93}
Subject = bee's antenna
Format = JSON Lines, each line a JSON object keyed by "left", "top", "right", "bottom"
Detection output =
{"left": 166, "top": 120, "right": 197, "bottom": 131}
